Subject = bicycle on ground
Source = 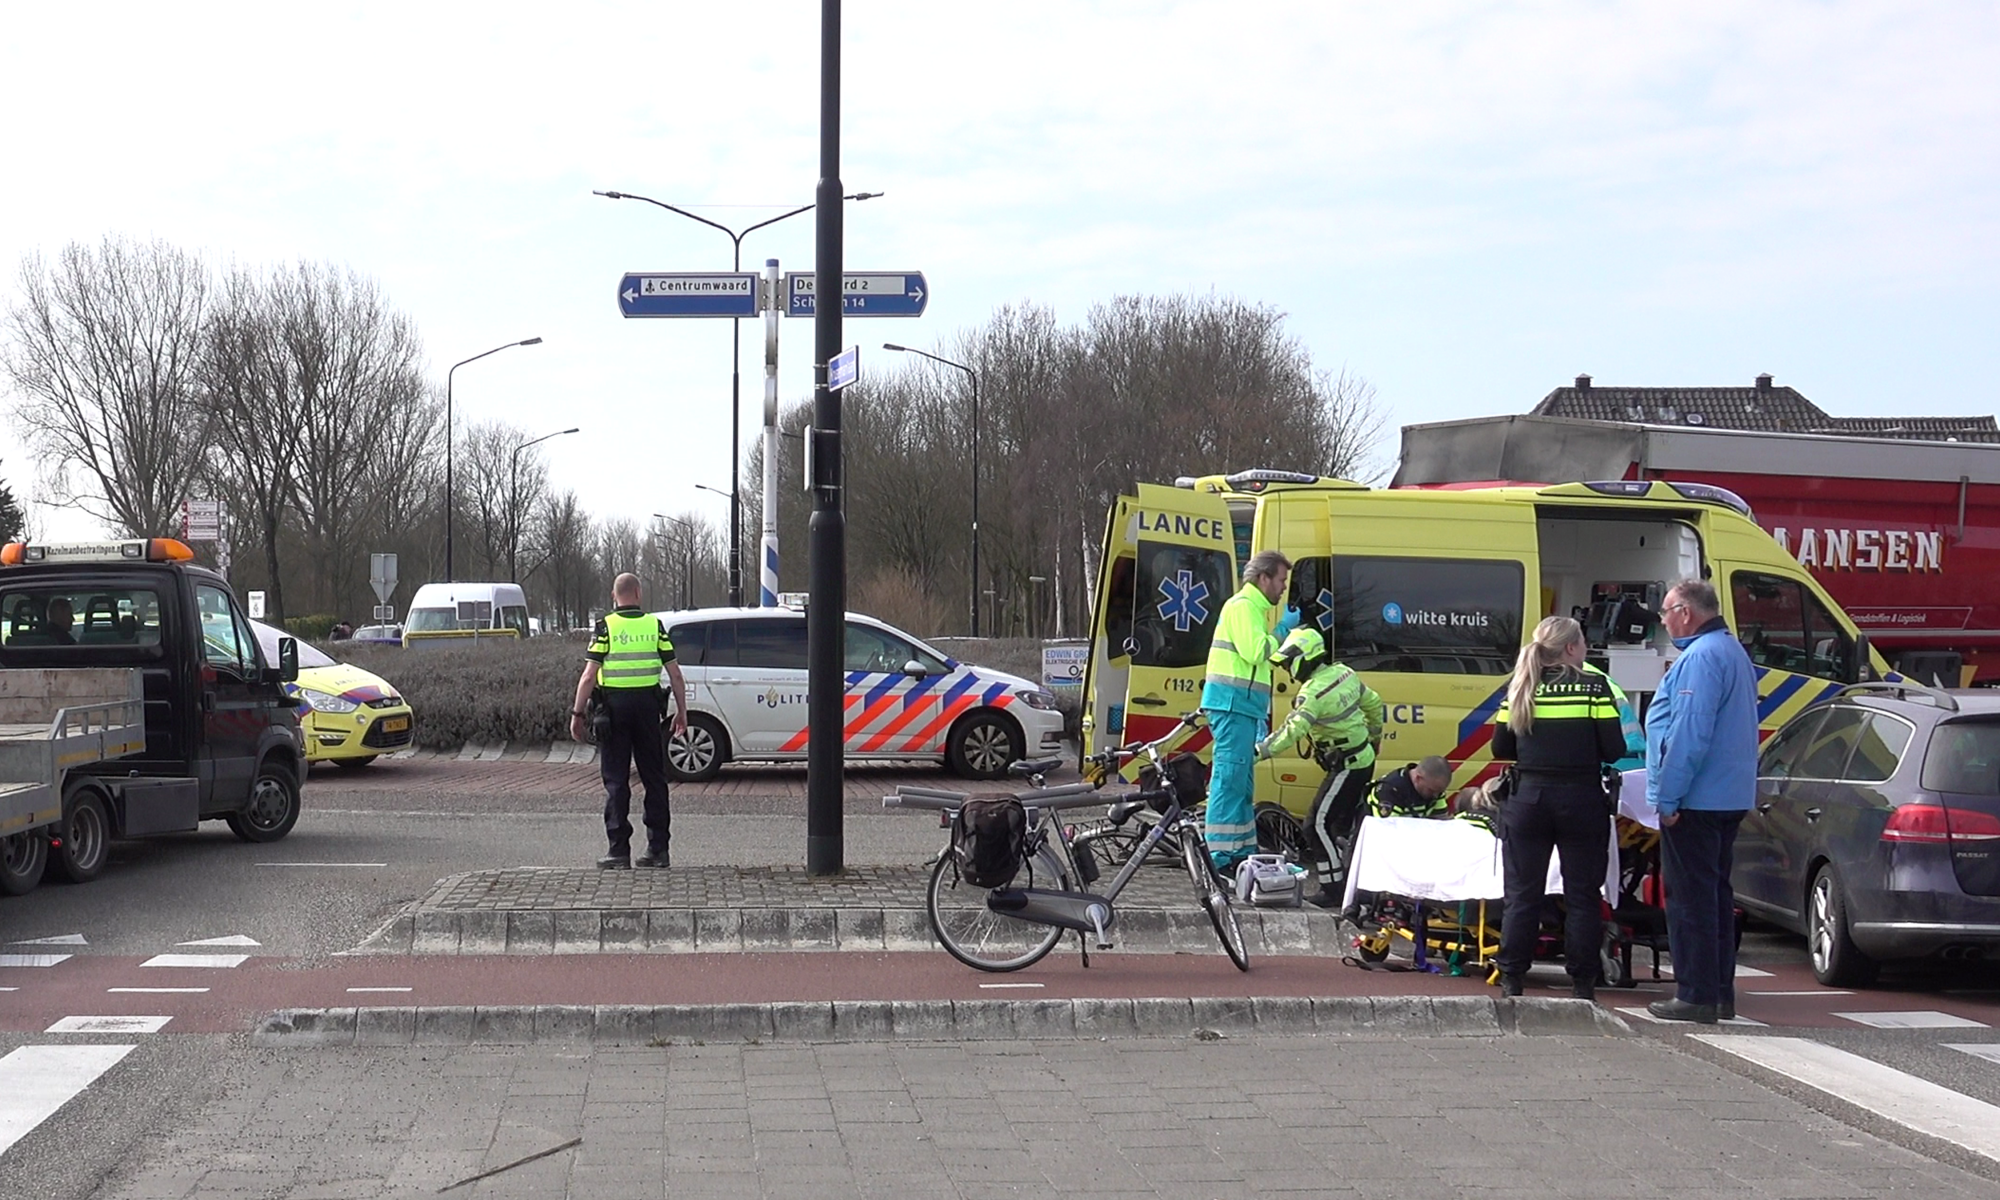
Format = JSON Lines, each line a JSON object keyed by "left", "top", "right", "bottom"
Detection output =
{"left": 884, "top": 712, "right": 1249, "bottom": 974}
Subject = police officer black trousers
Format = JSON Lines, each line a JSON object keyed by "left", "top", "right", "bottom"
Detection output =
{"left": 600, "top": 687, "right": 671, "bottom": 862}
{"left": 1497, "top": 773, "right": 1610, "bottom": 987}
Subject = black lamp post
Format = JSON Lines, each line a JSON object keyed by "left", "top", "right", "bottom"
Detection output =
{"left": 508, "top": 427, "right": 578, "bottom": 582}
{"left": 446, "top": 336, "right": 542, "bottom": 582}
{"left": 651, "top": 513, "right": 696, "bottom": 609}
{"left": 593, "top": 188, "right": 880, "bottom": 607}
{"left": 883, "top": 343, "right": 980, "bottom": 636}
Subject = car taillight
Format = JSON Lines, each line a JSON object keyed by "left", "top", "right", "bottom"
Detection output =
{"left": 1882, "top": 805, "right": 1952, "bottom": 844}
{"left": 1882, "top": 804, "right": 2000, "bottom": 844}
{"left": 1945, "top": 806, "right": 2000, "bottom": 843}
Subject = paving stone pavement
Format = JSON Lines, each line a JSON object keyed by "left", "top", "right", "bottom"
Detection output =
{"left": 353, "top": 864, "right": 1355, "bottom": 956}
{"left": 94, "top": 1034, "right": 1998, "bottom": 1199}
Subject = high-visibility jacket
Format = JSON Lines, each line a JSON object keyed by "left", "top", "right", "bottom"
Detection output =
{"left": 1583, "top": 662, "right": 1646, "bottom": 769}
{"left": 1200, "top": 584, "right": 1288, "bottom": 719}
{"left": 1261, "top": 662, "right": 1383, "bottom": 768}
{"left": 588, "top": 607, "right": 674, "bottom": 688}
{"left": 1491, "top": 667, "right": 1624, "bottom": 773}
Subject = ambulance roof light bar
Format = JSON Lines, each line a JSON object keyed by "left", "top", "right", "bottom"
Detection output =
{"left": 0, "top": 538, "right": 197, "bottom": 566}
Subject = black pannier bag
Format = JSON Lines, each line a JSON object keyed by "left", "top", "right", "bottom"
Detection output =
{"left": 1163, "top": 752, "right": 1209, "bottom": 809}
{"left": 953, "top": 797, "right": 1028, "bottom": 888}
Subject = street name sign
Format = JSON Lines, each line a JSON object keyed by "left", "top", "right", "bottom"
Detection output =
{"left": 181, "top": 499, "right": 221, "bottom": 542}
{"left": 784, "top": 272, "right": 928, "bottom": 318}
{"left": 829, "top": 345, "right": 859, "bottom": 390}
{"left": 618, "top": 273, "right": 760, "bottom": 318}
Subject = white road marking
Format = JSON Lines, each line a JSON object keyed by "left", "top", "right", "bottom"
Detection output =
{"left": 1946, "top": 1044, "right": 2000, "bottom": 1066}
{"left": 178, "top": 935, "right": 260, "bottom": 947}
{"left": 1697, "top": 1034, "right": 2000, "bottom": 1167}
{"left": 139, "top": 954, "right": 248, "bottom": 969}
{"left": 0, "top": 954, "right": 71, "bottom": 968}
{"left": 107, "top": 987, "right": 209, "bottom": 994}
{"left": 977, "top": 983, "right": 1046, "bottom": 990}
{"left": 0, "top": 1044, "right": 136, "bottom": 1156}
{"left": 0, "top": 987, "right": 16, "bottom": 992}
{"left": 1748, "top": 990, "right": 1855, "bottom": 996}
{"left": 8, "top": 934, "right": 87, "bottom": 946}
{"left": 255, "top": 862, "right": 388, "bottom": 868}
{"left": 1734, "top": 965, "right": 1774, "bottom": 978}
{"left": 1836, "top": 1011, "right": 1988, "bottom": 1030}
{"left": 46, "top": 1016, "right": 172, "bottom": 1034}
{"left": 346, "top": 986, "right": 413, "bottom": 993}
{"left": 1616, "top": 1006, "right": 1768, "bottom": 1027}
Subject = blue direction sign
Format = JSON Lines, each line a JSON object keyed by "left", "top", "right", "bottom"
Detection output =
{"left": 829, "top": 345, "right": 859, "bottom": 390}
{"left": 784, "top": 272, "right": 928, "bottom": 318}
{"left": 618, "top": 272, "right": 759, "bottom": 318}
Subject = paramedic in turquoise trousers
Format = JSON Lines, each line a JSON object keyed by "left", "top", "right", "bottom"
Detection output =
{"left": 1200, "top": 549, "right": 1298, "bottom": 872}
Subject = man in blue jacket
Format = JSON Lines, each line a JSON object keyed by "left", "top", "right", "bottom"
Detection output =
{"left": 1644, "top": 579, "right": 1759, "bottom": 1024}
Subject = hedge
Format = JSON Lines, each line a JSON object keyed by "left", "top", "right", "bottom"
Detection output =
{"left": 316, "top": 634, "right": 1082, "bottom": 749}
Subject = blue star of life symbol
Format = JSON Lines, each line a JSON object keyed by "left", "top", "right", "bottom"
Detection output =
{"left": 1315, "top": 588, "right": 1334, "bottom": 631}
{"left": 1156, "top": 569, "right": 1211, "bottom": 633}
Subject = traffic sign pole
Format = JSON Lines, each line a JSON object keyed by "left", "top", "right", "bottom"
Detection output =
{"left": 761, "top": 258, "right": 782, "bottom": 608}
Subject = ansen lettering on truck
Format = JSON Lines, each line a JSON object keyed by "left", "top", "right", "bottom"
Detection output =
{"left": 1769, "top": 528, "right": 1943, "bottom": 572}
{"left": 1137, "top": 512, "right": 1227, "bottom": 541}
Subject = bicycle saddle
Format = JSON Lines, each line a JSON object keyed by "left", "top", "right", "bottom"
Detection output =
{"left": 1008, "top": 757, "right": 1065, "bottom": 779}
{"left": 1105, "top": 797, "right": 1150, "bottom": 826}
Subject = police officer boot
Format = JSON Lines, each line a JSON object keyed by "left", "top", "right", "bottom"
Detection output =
{"left": 597, "top": 852, "right": 632, "bottom": 870}
{"left": 1500, "top": 975, "right": 1525, "bottom": 997}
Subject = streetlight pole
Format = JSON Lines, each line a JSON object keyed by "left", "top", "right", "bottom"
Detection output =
{"left": 883, "top": 343, "right": 981, "bottom": 636}
{"left": 446, "top": 336, "right": 542, "bottom": 583}
{"left": 652, "top": 514, "right": 696, "bottom": 609}
{"left": 508, "top": 427, "right": 579, "bottom": 583}
{"left": 594, "top": 189, "right": 880, "bottom": 607}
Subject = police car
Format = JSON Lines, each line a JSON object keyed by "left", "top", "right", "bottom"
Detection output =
{"left": 657, "top": 606, "right": 1065, "bottom": 781}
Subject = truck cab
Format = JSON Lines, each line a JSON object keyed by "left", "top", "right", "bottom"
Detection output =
{"left": 0, "top": 538, "right": 304, "bottom": 891}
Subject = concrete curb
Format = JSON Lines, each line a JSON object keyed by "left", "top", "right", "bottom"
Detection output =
{"left": 252, "top": 996, "right": 1632, "bottom": 1046}
{"left": 345, "top": 904, "right": 1358, "bottom": 957}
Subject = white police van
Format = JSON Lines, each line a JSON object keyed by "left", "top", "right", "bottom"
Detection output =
{"left": 656, "top": 606, "right": 1065, "bottom": 781}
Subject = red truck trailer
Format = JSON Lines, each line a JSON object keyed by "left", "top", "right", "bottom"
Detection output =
{"left": 1394, "top": 415, "right": 2000, "bottom": 685}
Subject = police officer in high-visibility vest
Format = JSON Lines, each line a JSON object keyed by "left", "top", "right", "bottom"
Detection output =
{"left": 1490, "top": 615, "right": 1624, "bottom": 999}
{"left": 1254, "top": 626, "right": 1383, "bottom": 907}
{"left": 1201, "top": 549, "right": 1298, "bottom": 873}
{"left": 569, "top": 573, "right": 688, "bottom": 869}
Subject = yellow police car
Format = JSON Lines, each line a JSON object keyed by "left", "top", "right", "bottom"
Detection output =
{"left": 252, "top": 621, "right": 414, "bottom": 768}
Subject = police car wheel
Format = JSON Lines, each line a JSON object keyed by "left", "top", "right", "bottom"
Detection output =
{"left": 947, "top": 711, "right": 1020, "bottom": 781}
{"left": 667, "top": 714, "right": 726, "bottom": 783}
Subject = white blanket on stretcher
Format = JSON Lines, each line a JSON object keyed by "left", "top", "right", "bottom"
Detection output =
{"left": 1341, "top": 814, "right": 1620, "bottom": 907}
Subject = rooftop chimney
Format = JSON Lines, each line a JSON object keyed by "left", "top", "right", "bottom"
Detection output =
{"left": 1575, "top": 374, "right": 1592, "bottom": 390}
{"left": 1755, "top": 373, "right": 1773, "bottom": 392}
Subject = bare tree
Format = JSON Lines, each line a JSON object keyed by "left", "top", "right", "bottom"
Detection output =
{"left": 3, "top": 237, "right": 213, "bottom": 535}
{"left": 281, "top": 264, "right": 428, "bottom": 612}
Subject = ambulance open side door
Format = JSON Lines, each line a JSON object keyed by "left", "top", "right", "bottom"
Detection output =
{"left": 1081, "top": 483, "right": 1236, "bottom": 760}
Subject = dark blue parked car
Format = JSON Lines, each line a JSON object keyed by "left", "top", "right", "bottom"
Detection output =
{"left": 1738, "top": 682, "right": 2000, "bottom": 985}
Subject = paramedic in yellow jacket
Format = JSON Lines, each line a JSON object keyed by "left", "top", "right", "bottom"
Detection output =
{"left": 1256, "top": 627, "right": 1384, "bottom": 907}
{"left": 1200, "top": 550, "right": 1298, "bottom": 872}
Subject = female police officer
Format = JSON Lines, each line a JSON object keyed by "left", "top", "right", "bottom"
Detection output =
{"left": 1490, "top": 615, "right": 1624, "bottom": 999}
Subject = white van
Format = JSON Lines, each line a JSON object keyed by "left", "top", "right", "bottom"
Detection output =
{"left": 657, "top": 605, "right": 1066, "bottom": 781}
{"left": 402, "top": 582, "right": 530, "bottom": 647}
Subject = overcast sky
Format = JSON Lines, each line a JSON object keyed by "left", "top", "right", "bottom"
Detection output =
{"left": 2, "top": 1, "right": 1994, "bottom": 545}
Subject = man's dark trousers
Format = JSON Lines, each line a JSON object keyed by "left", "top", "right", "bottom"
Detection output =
{"left": 1661, "top": 808, "right": 1745, "bottom": 1007}
{"left": 1497, "top": 776, "right": 1610, "bottom": 984}
{"left": 600, "top": 687, "right": 670, "bottom": 857}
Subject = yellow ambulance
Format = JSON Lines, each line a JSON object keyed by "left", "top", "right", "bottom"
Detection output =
{"left": 1081, "top": 470, "right": 1888, "bottom": 839}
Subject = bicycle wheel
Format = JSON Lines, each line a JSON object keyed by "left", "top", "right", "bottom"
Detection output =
{"left": 926, "top": 848, "right": 1067, "bottom": 973}
{"left": 1182, "top": 826, "right": 1250, "bottom": 971}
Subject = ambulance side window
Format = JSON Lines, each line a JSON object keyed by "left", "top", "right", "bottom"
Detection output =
{"left": 1329, "top": 557, "right": 1522, "bottom": 675}
{"left": 1731, "top": 571, "right": 1852, "bottom": 683}
{"left": 1290, "top": 557, "right": 1332, "bottom": 639}
{"left": 1103, "top": 555, "right": 1135, "bottom": 659}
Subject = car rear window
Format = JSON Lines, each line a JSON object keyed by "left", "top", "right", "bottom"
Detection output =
{"left": 1845, "top": 713, "right": 1913, "bottom": 784}
{"left": 1922, "top": 719, "right": 2000, "bottom": 795}
{"left": 1, "top": 585, "right": 164, "bottom": 649}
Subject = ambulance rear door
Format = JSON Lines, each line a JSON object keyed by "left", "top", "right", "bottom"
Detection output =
{"left": 1082, "top": 483, "right": 1235, "bottom": 756}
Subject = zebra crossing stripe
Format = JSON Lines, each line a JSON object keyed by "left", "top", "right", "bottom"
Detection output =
{"left": 0, "top": 1044, "right": 136, "bottom": 1156}
{"left": 1696, "top": 1034, "right": 2000, "bottom": 1167}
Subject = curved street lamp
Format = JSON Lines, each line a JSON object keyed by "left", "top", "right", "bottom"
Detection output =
{"left": 651, "top": 513, "right": 696, "bottom": 609}
{"left": 446, "top": 336, "right": 542, "bottom": 582}
{"left": 883, "top": 343, "right": 981, "bottom": 636}
{"left": 508, "top": 427, "right": 579, "bottom": 582}
{"left": 594, "top": 188, "right": 881, "bottom": 606}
